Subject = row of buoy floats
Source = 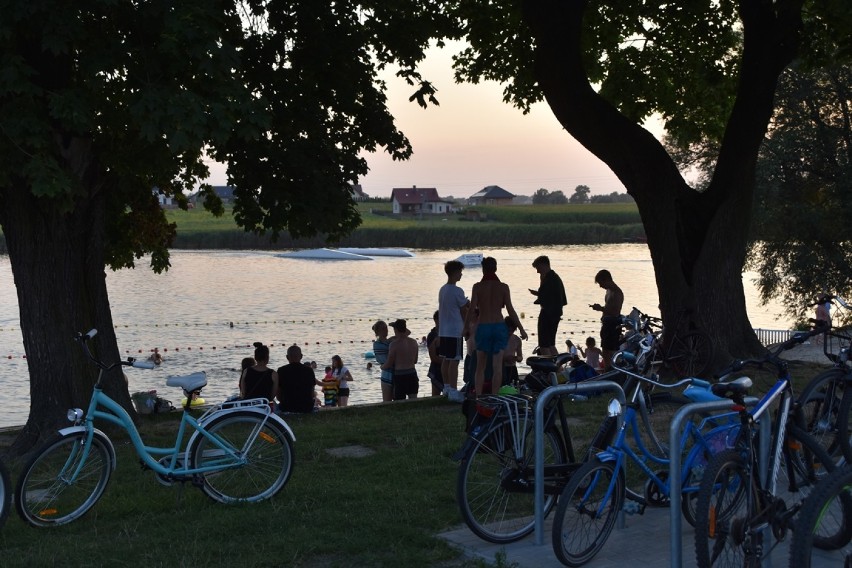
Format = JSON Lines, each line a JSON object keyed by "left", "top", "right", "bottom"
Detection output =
{"left": 3, "top": 327, "right": 613, "bottom": 360}
{"left": 0, "top": 315, "right": 606, "bottom": 333}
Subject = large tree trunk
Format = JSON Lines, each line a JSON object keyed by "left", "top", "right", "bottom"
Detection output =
{"left": 523, "top": 0, "right": 803, "bottom": 366}
{"left": 1, "top": 170, "right": 135, "bottom": 455}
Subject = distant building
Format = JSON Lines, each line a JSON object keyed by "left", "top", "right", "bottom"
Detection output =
{"left": 153, "top": 187, "right": 174, "bottom": 207}
{"left": 351, "top": 184, "right": 369, "bottom": 201}
{"left": 211, "top": 185, "right": 236, "bottom": 203}
{"left": 468, "top": 185, "right": 515, "bottom": 206}
{"left": 391, "top": 186, "right": 453, "bottom": 215}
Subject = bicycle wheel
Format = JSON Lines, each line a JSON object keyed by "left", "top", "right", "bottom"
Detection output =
{"left": 0, "top": 459, "right": 10, "bottom": 530}
{"left": 551, "top": 458, "right": 624, "bottom": 567}
{"left": 782, "top": 424, "right": 844, "bottom": 549}
{"left": 456, "top": 419, "right": 567, "bottom": 544}
{"left": 798, "top": 367, "right": 850, "bottom": 460}
{"left": 836, "top": 383, "right": 852, "bottom": 464}
{"left": 668, "top": 330, "right": 714, "bottom": 378}
{"left": 15, "top": 432, "right": 113, "bottom": 527}
{"left": 694, "top": 449, "right": 755, "bottom": 568}
{"left": 789, "top": 465, "right": 852, "bottom": 568}
{"left": 189, "top": 411, "right": 294, "bottom": 504}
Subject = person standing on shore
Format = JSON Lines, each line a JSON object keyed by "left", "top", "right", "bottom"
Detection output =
{"left": 330, "top": 355, "right": 354, "bottom": 407}
{"left": 383, "top": 319, "right": 420, "bottom": 400}
{"left": 438, "top": 260, "right": 469, "bottom": 400}
{"left": 528, "top": 255, "right": 567, "bottom": 356}
{"left": 371, "top": 320, "right": 394, "bottom": 402}
{"left": 502, "top": 316, "right": 524, "bottom": 388}
{"left": 463, "top": 257, "right": 528, "bottom": 396}
{"left": 590, "top": 269, "right": 624, "bottom": 371}
{"left": 426, "top": 310, "right": 444, "bottom": 396}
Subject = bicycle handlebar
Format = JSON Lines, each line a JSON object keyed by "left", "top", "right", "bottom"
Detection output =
{"left": 74, "top": 328, "right": 151, "bottom": 372}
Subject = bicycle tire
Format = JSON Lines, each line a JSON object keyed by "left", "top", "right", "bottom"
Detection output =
{"left": 694, "top": 448, "right": 755, "bottom": 568}
{"left": 681, "top": 421, "right": 740, "bottom": 528}
{"left": 15, "top": 431, "right": 113, "bottom": 527}
{"left": 695, "top": 426, "right": 840, "bottom": 567}
{"left": 189, "top": 411, "right": 294, "bottom": 504}
{"left": 782, "top": 424, "right": 844, "bottom": 548}
{"left": 0, "top": 458, "right": 10, "bottom": 530}
{"left": 835, "top": 382, "right": 852, "bottom": 464}
{"left": 551, "top": 458, "right": 624, "bottom": 567}
{"left": 456, "top": 419, "right": 567, "bottom": 544}
{"left": 668, "top": 330, "right": 714, "bottom": 378}
{"left": 789, "top": 464, "right": 852, "bottom": 568}
{"left": 798, "top": 367, "right": 850, "bottom": 460}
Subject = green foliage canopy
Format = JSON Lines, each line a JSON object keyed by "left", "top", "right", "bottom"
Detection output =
{"left": 0, "top": 0, "right": 459, "bottom": 271}
{"left": 748, "top": 63, "right": 852, "bottom": 318}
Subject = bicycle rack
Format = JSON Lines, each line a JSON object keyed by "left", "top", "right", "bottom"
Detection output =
{"left": 533, "top": 380, "right": 627, "bottom": 545}
{"left": 668, "top": 397, "right": 763, "bottom": 568}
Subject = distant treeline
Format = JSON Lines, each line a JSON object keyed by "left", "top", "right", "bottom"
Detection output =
{"left": 0, "top": 202, "right": 647, "bottom": 253}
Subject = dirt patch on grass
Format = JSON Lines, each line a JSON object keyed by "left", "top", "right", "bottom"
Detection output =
{"left": 325, "top": 445, "right": 376, "bottom": 458}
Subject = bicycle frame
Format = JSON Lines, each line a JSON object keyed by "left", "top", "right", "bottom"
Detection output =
{"left": 592, "top": 383, "right": 739, "bottom": 513}
{"left": 63, "top": 385, "right": 281, "bottom": 482}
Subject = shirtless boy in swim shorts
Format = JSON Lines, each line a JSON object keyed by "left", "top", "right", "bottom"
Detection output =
{"left": 462, "top": 257, "right": 528, "bottom": 396}
{"left": 383, "top": 319, "right": 420, "bottom": 400}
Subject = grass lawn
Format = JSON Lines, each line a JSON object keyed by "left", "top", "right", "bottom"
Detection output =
{"left": 0, "top": 359, "right": 827, "bottom": 567}
{"left": 1, "top": 397, "right": 594, "bottom": 567}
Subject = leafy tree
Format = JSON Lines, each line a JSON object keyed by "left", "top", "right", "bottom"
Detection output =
{"left": 748, "top": 64, "right": 852, "bottom": 320}
{"left": 590, "top": 192, "right": 634, "bottom": 204}
{"left": 0, "top": 0, "right": 457, "bottom": 449}
{"left": 531, "top": 188, "right": 552, "bottom": 204}
{"left": 547, "top": 190, "right": 568, "bottom": 205}
{"left": 450, "top": 0, "right": 852, "bottom": 367}
{"left": 569, "top": 185, "right": 591, "bottom": 204}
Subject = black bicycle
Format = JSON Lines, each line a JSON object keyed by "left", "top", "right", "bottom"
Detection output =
{"left": 693, "top": 324, "right": 848, "bottom": 567}
{"left": 797, "top": 294, "right": 852, "bottom": 462}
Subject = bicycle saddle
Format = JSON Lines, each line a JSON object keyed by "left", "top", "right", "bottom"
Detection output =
{"left": 526, "top": 353, "right": 573, "bottom": 373}
{"left": 166, "top": 371, "right": 208, "bottom": 392}
{"left": 710, "top": 376, "right": 753, "bottom": 400}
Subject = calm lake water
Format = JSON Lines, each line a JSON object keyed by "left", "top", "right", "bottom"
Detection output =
{"left": 0, "top": 245, "right": 790, "bottom": 427}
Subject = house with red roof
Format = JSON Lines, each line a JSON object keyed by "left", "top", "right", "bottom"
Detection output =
{"left": 390, "top": 186, "right": 453, "bottom": 215}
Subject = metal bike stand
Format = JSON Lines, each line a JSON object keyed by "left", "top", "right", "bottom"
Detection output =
{"left": 668, "top": 397, "right": 759, "bottom": 567}
{"left": 534, "top": 380, "right": 627, "bottom": 545}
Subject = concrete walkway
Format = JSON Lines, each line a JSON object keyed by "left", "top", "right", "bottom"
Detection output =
{"left": 439, "top": 504, "right": 840, "bottom": 567}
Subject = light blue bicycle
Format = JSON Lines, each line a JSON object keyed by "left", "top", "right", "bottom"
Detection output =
{"left": 15, "top": 329, "right": 295, "bottom": 527}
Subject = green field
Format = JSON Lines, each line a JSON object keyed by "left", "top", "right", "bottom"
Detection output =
{"left": 167, "top": 201, "right": 645, "bottom": 249}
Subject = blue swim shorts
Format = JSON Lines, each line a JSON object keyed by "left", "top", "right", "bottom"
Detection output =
{"left": 475, "top": 322, "right": 509, "bottom": 354}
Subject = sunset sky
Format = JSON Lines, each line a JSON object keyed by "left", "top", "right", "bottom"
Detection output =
{"left": 206, "top": 42, "right": 637, "bottom": 199}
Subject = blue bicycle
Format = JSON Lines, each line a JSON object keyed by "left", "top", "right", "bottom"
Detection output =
{"left": 15, "top": 329, "right": 295, "bottom": 527}
{"left": 550, "top": 355, "right": 742, "bottom": 566}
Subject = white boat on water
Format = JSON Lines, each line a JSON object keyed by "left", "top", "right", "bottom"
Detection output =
{"left": 337, "top": 248, "right": 414, "bottom": 257}
{"left": 276, "top": 248, "right": 373, "bottom": 260}
{"left": 454, "top": 253, "right": 483, "bottom": 266}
